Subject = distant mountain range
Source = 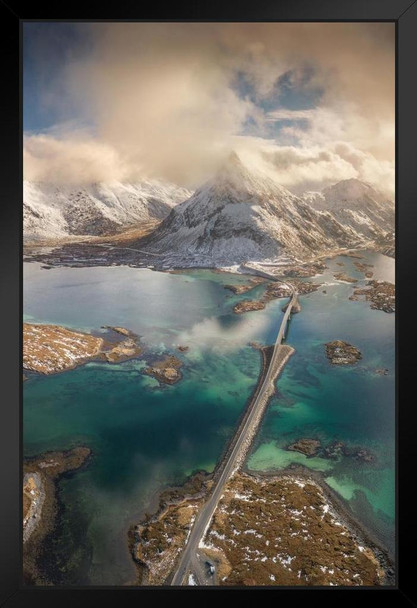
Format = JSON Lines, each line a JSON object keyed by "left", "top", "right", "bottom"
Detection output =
{"left": 139, "top": 153, "right": 395, "bottom": 266}
{"left": 23, "top": 153, "right": 395, "bottom": 265}
{"left": 23, "top": 180, "right": 192, "bottom": 241}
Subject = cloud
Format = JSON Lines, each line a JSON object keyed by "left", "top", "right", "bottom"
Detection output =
{"left": 24, "top": 132, "right": 135, "bottom": 183}
{"left": 230, "top": 137, "right": 394, "bottom": 196}
{"left": 24, "top": 22, "right": 394, "bottom": 194}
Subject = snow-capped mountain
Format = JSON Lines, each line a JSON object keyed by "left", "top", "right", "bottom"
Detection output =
{"left": 23, "top": 180, "right": 192, "bottom": 240}
{"left": 303, "top": 178, "right": 394, "bottom": 242}
{"left": 140, "top": 153, "right": 363, "bottom": 267}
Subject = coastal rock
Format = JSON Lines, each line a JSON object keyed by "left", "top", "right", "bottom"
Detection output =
{"left": 321, "top": 441, "right": 345, "bottom": 460}
{"left": 264, "top": 283, "right": 292, "bottom": 300}
{"left": 334, "top": 272, "right": 358, "bottom": 284}
{"left": 325, "top": 340, "right": 362, "bottom": 365}
{"left": 104, "top": 325, "right": 133, "bottom": 337}
{"left": 282, "top": 299, "right": 301, "bottom": 314}
{"left": 233, "top": 300, "right": 265, "bottom": 314}
{"left": 287, "top": 438, "right": 321, "bottom": 457}
{"left": 23, "top": 447, "right": 91, "bottom": 584}
{"left": 232, "top": 281, "right": 295, "bottom": 315}
{"left": 277, "top": 261, "right": 327, "bottom": 278}
{"left": 344, "top": 446, "right": 376, "bottom": 463}
{"left": 375, "top": 368, "right": 389, "bottom": 376}
{"left": 103, "top": 338, "right": 142, "bottom": 363}
{"left": 321, "top": 441, "right": 375, "bottom": 463}
{"left": 144, "top": 355, "right": 183, "bottom": 384}
{"left": 224, "top": 276, "right": 266, "bottom": 295}
{"left": 349, "top": 280, "right": 395, "bottom": 313}
{"left": 177, "top": 345, "right": 189, "bottom": 352}
{"left": 353, "top": 261, "right": 374, "bottom": 279}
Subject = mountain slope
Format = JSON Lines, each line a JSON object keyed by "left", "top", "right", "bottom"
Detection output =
{"left": 303, "top": 179, "right": 394, "bottom": 242}
{"left": 140, "top": 153, "right": 362, "bottom": 267}
{"left": 24, "top": 180, "right": 192, "bottom": 241}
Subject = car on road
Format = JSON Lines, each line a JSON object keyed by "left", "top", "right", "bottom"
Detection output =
{"left": 205, "top": 561, "right": 215, "bottom": 576}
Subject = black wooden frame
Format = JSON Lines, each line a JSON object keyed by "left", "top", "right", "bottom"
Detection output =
{"left": 1, "top": 1, "right": 416, "bottom": 606}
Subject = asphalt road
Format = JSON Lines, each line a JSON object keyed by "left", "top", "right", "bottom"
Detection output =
{"left": 170, "top": 286, "right": 297, "bottom": 586}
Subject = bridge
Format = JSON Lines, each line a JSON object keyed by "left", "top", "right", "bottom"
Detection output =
{"left": 170, "top": 278, "right": 298, "bottom": 586}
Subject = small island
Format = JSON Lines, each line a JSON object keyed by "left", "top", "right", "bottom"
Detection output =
{"left": 349, "top": 280, "right": 395, "bottom": 313}
{"left": 233, "top": 279, "right": 319, "bottom": 315}
{"left": 334, "top": 272, "right": 358, "bottom": 284}
{"left": 287, "top": 438, "right": 321, "bottom": 457}
{"left": 177, "top": 345, "right": 189, "bottom": 352}
{"left": 233, "top": 299, "right": 266, "bottom": 314}
{"left": 353, "top": 261, "right": 374, "bottom": 278}
{"left": 325, "top": 340, "right": 362, "bottom": 365}
{"left": 144, "top": 355, "right": 183, "bottom": 384}
{"left": 285, "top": 438, "right": 376, "bottom": 464}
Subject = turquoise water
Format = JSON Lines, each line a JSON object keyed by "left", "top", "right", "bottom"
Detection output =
{"left": 23, "top": 251, "right": 395, "bottom": 584}
{"left": 248, "top": 252, "right": 395, "bottom": 554}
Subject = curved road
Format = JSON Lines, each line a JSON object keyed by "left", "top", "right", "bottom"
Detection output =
{"left": 170, "top": 284, "right": 297, "bottom": 586}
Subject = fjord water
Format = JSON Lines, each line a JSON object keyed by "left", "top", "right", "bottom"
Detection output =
{"left": 23, "top": 252, "right": 395, "bottom": 584}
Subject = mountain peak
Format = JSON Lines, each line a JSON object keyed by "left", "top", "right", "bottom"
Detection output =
{"left": 322, "top": 178, "right": 391, "bottom": 207}
{"left": 207, "top": 150, "right": 292, "bottom": 201}
{"left": 225, "top": 150, "right": 244, "bottom": 166}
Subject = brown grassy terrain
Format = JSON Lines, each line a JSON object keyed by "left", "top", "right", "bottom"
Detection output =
{"left": 203, "top": 474, "right": 385, "bottom": 586}
{"left": 131, "top": 471, "right": 212, "bottom": 584}
{"left": 24, "top": 221, "right": 160, "bottom": 250}
{"left": 135, "top": 499, "right": 204, "bottom": 585}
{"left": 23, "top": 323, "right": 142, "bottom": 374}
{"left": 132, "top": 471, "right": 386, "bottom": 586}
{"left": 23, "top": 323, "right": 103, "bottom": 373}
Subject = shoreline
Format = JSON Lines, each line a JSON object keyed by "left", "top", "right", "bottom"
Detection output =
{"left": 23, "top": 240, "right": 395, "bottom": 274}
{"left": 130, "top": 465, "right": 394, "bottom": 586}
{"left": 23, "top": 446, "right": 92, "bottom": 585}
{"left": 245, "top": 464, "right": 395, "bottom": 576}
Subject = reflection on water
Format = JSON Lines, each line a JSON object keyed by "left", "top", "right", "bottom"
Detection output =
{"left": 24, "top": 251, "right": 395, "bottom": 583}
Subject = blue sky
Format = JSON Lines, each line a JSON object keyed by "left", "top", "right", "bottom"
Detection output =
{"left": 24, "top": 23, "right": 94, "bottom": 132}
{"left": 24, "top": 22, "right": 322, "bottom": 139}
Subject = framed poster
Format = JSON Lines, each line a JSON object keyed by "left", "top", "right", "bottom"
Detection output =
{"left": 0, "top": 0, "right": 416, "bottom": 606}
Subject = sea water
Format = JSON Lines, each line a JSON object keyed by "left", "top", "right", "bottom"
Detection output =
{"left": 23, "top": 251, "right": 395, "bottom": 584}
